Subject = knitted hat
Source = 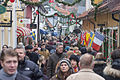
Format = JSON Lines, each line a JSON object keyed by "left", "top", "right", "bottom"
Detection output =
{"left": 59, "top": 58, "right": 72, "bottom": 69}
{"left": 69, "top": 54, "right": 79, "bottom": 64}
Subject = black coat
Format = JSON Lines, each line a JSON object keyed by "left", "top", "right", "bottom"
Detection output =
{"left": 18, "top": 59, "right": 43, "bottom": 80}
{"left": 15, "top": 73, "right": 31, "bottom": 80}
{"left": 0, "top": 64, "right": 2, "bottom": 70}
{"left": 26, "top": 52, "right": 40, "bottom": 64}
{"left": 103, "top": 59, "right": 120, "bottom": 80}
{"left": 93, "top": 59, "right": 106, "bottom": 77}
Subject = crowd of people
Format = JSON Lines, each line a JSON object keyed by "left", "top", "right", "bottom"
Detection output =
{"left": 0, "top": 33, "right": 120, "bottom": 80}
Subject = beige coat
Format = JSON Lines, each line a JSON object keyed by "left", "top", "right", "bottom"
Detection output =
{"left": 66, "top": 69, "right": 105, "bottom": 80}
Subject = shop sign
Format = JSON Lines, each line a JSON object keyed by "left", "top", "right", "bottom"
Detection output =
{"left": 0, "top": 10, "right": 12, "bottom": 27}
{"left": 0, "top": 5, "right": 6, "bottom": 14}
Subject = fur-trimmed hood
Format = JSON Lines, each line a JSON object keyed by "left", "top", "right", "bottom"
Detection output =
{"left": 104, "top": 65, "right": 120, "bottom": 78}
{"left": 94, "top": 59, "right": 106, "bottom": 65}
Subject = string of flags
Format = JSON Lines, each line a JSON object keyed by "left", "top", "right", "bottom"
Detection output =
{"left": 81, "top": 31, "right": 105, "bottom": 51}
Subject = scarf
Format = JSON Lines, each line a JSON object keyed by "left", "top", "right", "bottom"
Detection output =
{"left": 0, "top": 69, "right": 17, "bottom": 80}
{"left": 73, "top": 65, "right": 79, "bottom": 73}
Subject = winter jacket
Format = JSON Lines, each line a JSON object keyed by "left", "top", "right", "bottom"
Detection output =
{"left": 26, "top": 51, "right": 40, "bottom": 65}
{"left": 93, "top": 59, "right": 106, "bottom": 77}
{"left": 47, "top": 52, "right": 66, "bottom": 78}
{"left": 18, "top": 59, "right": 43, "bottom": 80}
{"left": 15, "top": 73, "right": 31, "bottom": 80}
{"left": 66, "top": 69, "right": 105, "bottom": 80}
{"left": 103, "top": 59, "right": 120, "bottom": 80}
{"left": 50, "top": 75, "right": 60, "bottom": 80}
{"left": 38, "top": 49, "right": 50, "bottom": 60}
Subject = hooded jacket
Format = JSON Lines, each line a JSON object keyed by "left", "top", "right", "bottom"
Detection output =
{"left": 93, "top": 59, "right": 106, "bottom": 77}
{"left": 103, "top": 59, "right": 120, "bottom": 80}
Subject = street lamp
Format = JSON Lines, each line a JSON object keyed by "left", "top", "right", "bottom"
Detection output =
{"left": 37, "top": 6, "right": 40, "bottom": 42}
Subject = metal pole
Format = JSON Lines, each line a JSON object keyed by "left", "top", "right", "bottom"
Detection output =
{"left": 12, "top": 0, "right": 17, "bottom": 48}
{"left": 118, "top": 13, "right": 120, "bottom": 46}
{"left": 37, "top": 6, "right": 40, "bottom": 42}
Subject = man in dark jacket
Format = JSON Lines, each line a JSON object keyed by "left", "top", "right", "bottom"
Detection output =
{"left": 25, "top": 45, "right": 40, "bottom": 65}
{"left": 47, "top": 42, "right": 66, "bottom": 79}
{"left": 15, "top": 45, "right": 43, "bottom": 80}
{"left": 0, "top": 48, "right": 31, "bottom": 80}
{"left": 103, "top": 49, "right": 120, "bottom": 80}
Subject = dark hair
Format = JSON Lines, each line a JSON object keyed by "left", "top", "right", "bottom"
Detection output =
{"left": 111, "top": 49, "right": 120, "bottom": 60}
{"left": 55, "top": 58, "right": 73, "bottom": 80}
{"left": 56, "top": 66, "right": 73, "bottom": 80}
{"left": 2, "top": 44, "right": 8, "bottom": 49}
{"left": 56, "top": 42, "right": 63, "bottom": 48}
{"left": 0, "top": 48, "right": 18, "bottom": 61}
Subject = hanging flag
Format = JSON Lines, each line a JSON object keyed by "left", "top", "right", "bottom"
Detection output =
{"left": 30, "top": 31, "right": 36, "bottom": 40}
{"left": 80, "top": 32, "right": 85, "bottom": 45}
{"left": 81, "top": 32, "right": 87, "bottom": 45}
{"left": 83, "top": 32, "right": 87, "bottom": 45}
{"left": 92, "top": 32, "right": 105, "bottom": 51}
{"left": 85, "top": 32, "right": 90, "bottom": 46}
{"left": 49, "top": 0, "right": 54, "bottom": 3}
{"left": 88, "top": 32, "right": 95, "bottom": 47}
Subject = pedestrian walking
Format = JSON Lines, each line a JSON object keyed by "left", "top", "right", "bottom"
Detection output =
{"left": 50, "top": 58, "right": 73, "bottom": 80}
{"left": 66, "top": 53, "right": 105, "bottom": 80}
{"left": 0, "top": 48, "right": 31, "bottom": 80}
{"left": 93, "top": 52, "right": 106, "bottom": 77}
{"left": 14, "top": 45, "right": 43, "bottom": 80}
{"left": 47, "top": 42, "right": 66, "bottom": 79}
{"left": 103, "top": 49, "right": 120, "bottom": 80}
{"left": 69, "top": 54, "right": 80, "bottom": 73}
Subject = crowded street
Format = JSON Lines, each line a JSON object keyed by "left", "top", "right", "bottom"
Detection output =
{"left": 0, "top": 0, "right": 120, "bottom": 80}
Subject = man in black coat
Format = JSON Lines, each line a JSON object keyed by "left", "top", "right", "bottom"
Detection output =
{"left": 25, "top": 45, "right": 40, "bottom": 65}
{"left": 15, "top": 45, "right": 43, "bottom": 80}
{"left": 47, "top": 42, "right": 66, "bottom": 79}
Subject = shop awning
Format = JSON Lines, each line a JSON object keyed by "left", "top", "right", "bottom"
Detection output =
{"left": 17, "top": 26, "right": 31, "bottom": 37}
{"left": 40, "top": 29, "right": 48, "bottom": 34}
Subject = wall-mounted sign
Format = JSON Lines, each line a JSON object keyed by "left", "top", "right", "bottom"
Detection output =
{"left": 19, "top": 18, "right": 31, "bottom": 24}
{"left": 0, "top": 5, "right": 6, "bottom": 14}
{"left": 0, "top": 10, "right": 12, "bottom": 27}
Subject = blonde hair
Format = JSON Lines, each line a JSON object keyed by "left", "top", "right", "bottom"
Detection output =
{"left": 95, "top": 52, "right": 104, "bottom": 59}
{"left": 37, "top": 55, "right": 45, "bottom": 69}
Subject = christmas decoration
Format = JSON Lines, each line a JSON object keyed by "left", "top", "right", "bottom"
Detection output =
{"left": 36, "top": 10, "right": 39, "bottom": 15}
{"left": 49, "top": 0, "right": 54, "bottom": 3}
{"left": 10, "top": 0, "right": 15, "bottom": 3}
{"left": 91, "top": 0, "right": 103, "bottom": 21}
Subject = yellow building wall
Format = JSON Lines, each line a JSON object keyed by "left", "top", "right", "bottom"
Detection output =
{"left": 0, "top": 7, "right": 24, "bottom": 50}
{"left": 82, "top": 12, "right": 119, "bottom": 31}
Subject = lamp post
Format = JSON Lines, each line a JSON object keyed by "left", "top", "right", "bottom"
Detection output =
{"left": 119, "top": 13, "right": 120, "bottom": 47}
{"left": 37, "top": 6, "right": 40, "bottom": 42}
{"left": 12, "top": 0, "right": 17, "bottom": 48}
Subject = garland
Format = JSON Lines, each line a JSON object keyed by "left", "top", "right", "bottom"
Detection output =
{"left": 3, "top": 0, "right": 9, "bottom": 6}
{"left": 91, "top": 0, "right": 103, "bottom": 21}
{"left": 55, "top": 0, "right": 81, "bottom": 6}
{"left": 3, "top": 0, "right": 81, "bottom": 6}
{"left": 38, "top": 8, "right": 77, "bottom": 19}
{"left": 19, "top": 0, "right": 48, "bottom": 6}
